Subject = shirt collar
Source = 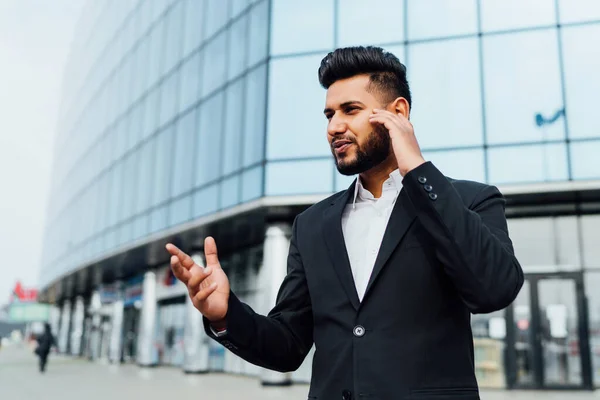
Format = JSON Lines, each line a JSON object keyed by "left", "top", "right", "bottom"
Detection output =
{"left": 351, "top": 169, "right": 403, "bottom": 208}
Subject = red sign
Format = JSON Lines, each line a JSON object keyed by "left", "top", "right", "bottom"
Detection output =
{"left": 10, "top": 281, "right": 38, "bottom": 303}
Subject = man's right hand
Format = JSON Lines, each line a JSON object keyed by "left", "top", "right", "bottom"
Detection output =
{"left": 165, "top": 237, "right": 230, "bottom": 324}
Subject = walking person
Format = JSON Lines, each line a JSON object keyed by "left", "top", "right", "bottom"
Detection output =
{"left": 35, "top": 323, "right": 56, "bottom": 373}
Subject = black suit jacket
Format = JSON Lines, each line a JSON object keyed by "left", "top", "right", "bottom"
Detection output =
{"left": 204, "top": 162, "right": 524, "bottom": 400}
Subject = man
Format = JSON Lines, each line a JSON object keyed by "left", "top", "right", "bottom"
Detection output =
{"left": 166, "top": 46, "right": 524, "bottom": 399}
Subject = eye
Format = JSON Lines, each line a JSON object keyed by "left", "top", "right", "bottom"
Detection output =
{"left": 345, "top": 107, "right": 360, "bottom": 114}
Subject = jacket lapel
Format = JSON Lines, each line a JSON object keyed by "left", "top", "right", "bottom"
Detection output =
{"left": 361, "top": 189, "right": 417, "bottom": 303}
{"left": 322, "top": 181, "right": 360, "bottom": 310}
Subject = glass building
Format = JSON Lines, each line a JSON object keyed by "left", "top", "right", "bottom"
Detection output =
{"left": 40, "top": 0, "right": 600, "bottom": 390}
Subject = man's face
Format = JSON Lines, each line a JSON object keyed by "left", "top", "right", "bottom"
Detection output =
{"left": 324, "top": 74, "right": 392, "bottom": 176}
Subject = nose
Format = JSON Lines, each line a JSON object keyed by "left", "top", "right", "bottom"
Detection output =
{"left": 327, "top": 115, "right": 347, "bottom": 137}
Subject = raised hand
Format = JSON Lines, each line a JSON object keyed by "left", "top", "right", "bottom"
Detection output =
{"left": 165, "top": 237, "right": 230, "bottom": 323}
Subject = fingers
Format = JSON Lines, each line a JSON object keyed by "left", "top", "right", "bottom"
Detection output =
{"left": 188, "top": 265, "right": 213, "bottom": 293}
{"left": 204, "top": 237, "right": 221, "bottom": 268}
{"left": 170, "top": 255, "right": 191, "bottom": 284}
{"left": 165, "top": 243, "right": 196, "bottom": 270}
{"left": 194, "top": 281, "right": 218, "bottom": 303}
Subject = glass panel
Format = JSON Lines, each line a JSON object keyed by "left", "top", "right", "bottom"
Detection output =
{"left": 558, "top": 0, "right": 600, "bottom": 24}
{"left": 220, "top": 175, "right": 240, "bottom": 208}
{"left": 338, "top": 0, "right": 405, "bottom": 47}
{"left": 240, "top": 166, "right": 263, "bottom": 202}
{"left": 407, "top": 0, "right": 477, "bottom": 40}
{"left": 483, "top": 30, "right": 565, "bottom": 145}
{"left": 150, "top": 205, "right": 169, "bottom": 233}
{"left": 472, "top": 309, "right": 507, "bottom": 388}
{"left": 195, "top": 92, "right": 224, "bottom": 187}
{"left": 267, "top": 54, "right": 330, "bottom": 159}
{"left": 270, "top": 0, "right": 334, "bottom": 56}
{"left": 182, "top": 0, "right": 205, "bottom": 57}
{"left": 480, "top": 0, "right": 557, "bottom": 32}
{"left": 179, "top": 51, "right": 201, "bottom": 113}
{"left": 204, "top": 0, "right": 230, "bottom": 39}
{"left": 561, "top": 24, "right": 600, "bottom": 140}
{"left": 580, "top": 215, "right": 600, "bottom": 269}
{"left": 487, "top": 143, "right": 568, "bottom": 184}
{"left": 162, "top": 0, "right": 184, "bottom": 75}
{"left": 169, "top": 195, "right": 192, "bottom": 227}
{"left": 147, "top": 19, "right": 165, "bottom": 89}
{"left": 151, "top": 127, "right": 174, "bottom": 206}
{"left": 135, "top": 141, "right": 153, "bottom": 215}
{"left": 265, "top": 160, "right": 333, "bottom": 196}
{"left": 201, "top": 32, "right": 227, "bottom": 97}
{"left": 247, "top": 0, "right": 269, "bottom": 67}
{"left": 584, "top": 272, "right": 600, "bottom": 387}
{"left": 554, "top": 217, "right": 582, "bottom": 268}
{"left": 570, "top": 140, "right": 600, "bottom": 180}
{"left": 193, "top": 184, "right": 219, "bottom": 217}
{"left": 159, "top": 70, "right": 180, "bottom": 127}
{"left": 228, "top": 13, "right": 249, "bottom": 80}
{"left": 231, "top": 0, "right": 249, "bottom": 18}
{"left": 222, "top": 79, "right": 244, "bottom": 174}
{"left": 507, "top": 218, "right": 556, "bottom": 269}
{"left": 143, "top": 89, "right": 160, "bottom": 139}
{"left": 408, "top": 38, "right": 483, "bottom": 148}
{"left": 538, "top": 279, "right": 582, "bottom": 385}
{"left": 421, "top": 149, "right": 485, "bottom": 183}
{"left": 242, "top": 64, "right": 267, "bottom": 167}
{"left": 172, "top": 109, "right": 197, "bottom": 197}
{"left": 513, "top": 280, "right": 535, "bottom": 386}
{"left": 133, "top": 215, "right": 149, "bottom": 240}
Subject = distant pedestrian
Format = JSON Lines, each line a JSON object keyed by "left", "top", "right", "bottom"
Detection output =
{"left": 35, "top": 323, "right": 56, "bottom": 373}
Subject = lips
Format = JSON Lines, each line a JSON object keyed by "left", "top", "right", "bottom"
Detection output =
{"left": 332, "top": 140, "right": 353, "bottom": 154}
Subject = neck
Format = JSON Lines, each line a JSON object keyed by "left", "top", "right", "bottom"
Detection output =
{"left": 359, "top": 156, "right": 398, "bottom": 198}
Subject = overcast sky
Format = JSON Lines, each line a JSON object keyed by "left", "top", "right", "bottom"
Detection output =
{"left": 0, "top": 0, "right": 84, "bottom": 304}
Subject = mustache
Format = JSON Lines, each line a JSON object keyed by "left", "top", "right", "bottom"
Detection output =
{"left": 331, "top": 136, "right": 357, "bottom": 146}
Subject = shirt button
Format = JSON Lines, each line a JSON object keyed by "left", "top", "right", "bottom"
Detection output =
{"left": 429, "top": 193, "right": 438, "bottom": 201}
{"left": 353, "top": 325, "right": 365, "bottom": 337}
{"left": 418, "top": 176, "right": 427, "bottom": 184}
{"left": 424, "top": 184, "right": 433, "bottom": 192}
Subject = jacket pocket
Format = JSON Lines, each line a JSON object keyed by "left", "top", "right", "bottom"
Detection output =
{"left": 408, "top": 386, "right": 479, "bottom": 399}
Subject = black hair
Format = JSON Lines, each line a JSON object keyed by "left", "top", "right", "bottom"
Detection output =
{"left": 318, "top": 46, "right": 412, "bottom": 109}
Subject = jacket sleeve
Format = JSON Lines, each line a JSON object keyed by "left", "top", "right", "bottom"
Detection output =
{"left": 202, "top": 216, "right": 314, "bottom": 372}
{"left": 402, "top": 161, "right": 524, "bottom": 314}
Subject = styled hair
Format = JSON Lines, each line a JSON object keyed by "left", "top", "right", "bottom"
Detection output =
{"left": 318, "top": 46, "right": 412, "bottom": 108}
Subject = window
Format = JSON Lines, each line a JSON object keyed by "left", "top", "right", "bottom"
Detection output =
{"left": 267, "top": 54, "right": 330, "bottom": 159}
{"left": 171, "top": 108, "right": 197, "bottom": 197}
{"left": 220, "top": 175, "right": 240, "bottom": 209}
{"left": 150, "top": 205, "right": 169, "bottom": 234}
{"left": 193, "top": 184, "right": 219, "bottom": 217}
{"left": 422, "top": 148, "right": 486, "bottom": 182}
{"left": 204, "top": 0, "right": 230, "bottom": 39}
{"left": 570, "top": 140, "right": 600, "bottom": 180}
{"left": 228, "top": 13, "right": 249, "bottom": 80}
{"left": 338, "top": 0, "right": 405, "bottom": 47}
{"left": 152, "top": 126, "right": 175, "bottom": 206}
{"left": 242, "top": 64, "right": 267, "bottom": 167}
{"left": 169, "top": 195, "right": 193, "bottom": 227}
{"left": 483, "top": 29, "right": 564, "bottom": 145}
{"left": 222, "top": 79, "right": 245, "bottom": 175}
{"left": 561, "top": 24, "right": 600, "bottom": 140}
{"left": 487, "top": 143, "right": 568, "bottom": 184}
{"left": 159, "top": 69, "right": 180, "bottom": 127}
{"left": 265, "top": 159, "right": 333, "bottom": 196}
{"left": 201, "top": 32, "right": 227, "bottom": 98}
{"left": 241, "top": 166, "right": 263, "bottom": 202}
{"left": 120, "top": 152, "right": 138, "bottom": 223}
{"left": 407, "top": 0, "right": 477, "bottom": 40}
{"left": 558, "top": 0, "right": 600, "bottom": 24}
{"left": 135, "top": 141, "right": 153, "bottom": 215}
{"left": 143, "top": 89, "right": 160, "bottom": 139}
{"left": 147, "top": 19, "right": 165, "bottom": 89}
{"left": 581, "top": 215, "right": 600, "bottom": 268}
{"left": 480, "top": 0, "right": 557, "bottom": 32}
{"left": 162, "top": 0, "right": 184, "bottom": 75}
{"left": 179, "top": 51, "right": 201, "bottom": 113}
{"left": 133, "top": 214, "right": 149, "bottom": 240}
{"left": 247, "top": 0, "right": 269, "bottom": 67}
{"left": 408, "top": 38, "right": 483, "bottom": 149}
{"left": 108, "top": 162, "right": 123, "bottom": 228}
{"left": 270, "top": 0, "right": 334, "bottom": 56}
{"left": 182, "top": 0, "right": 205, "bottom": 57}
{"left": 231, "top": 0, "right": 249, "bottom": 19}
{"left": 195, "top": 93, "right": 224, "bottom": 187}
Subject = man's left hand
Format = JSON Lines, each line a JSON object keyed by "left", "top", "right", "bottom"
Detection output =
{"left": 369, "top": 108, "right": 426, "bottom": 176}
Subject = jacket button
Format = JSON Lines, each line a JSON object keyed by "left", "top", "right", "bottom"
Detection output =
{"left": 424, "top": 184, "right": 433, "bottom": 192}
{"left": 353, "top": 325, "right": 365, "bottom": 337}
{"left": 429, "top": 193, "right": 438, "bottom": 201}
{"left": 342, "top": 389, "right": 352, "bottom": 400}
{"left": 418, "top": 176, "right": 427, "bottom": 184}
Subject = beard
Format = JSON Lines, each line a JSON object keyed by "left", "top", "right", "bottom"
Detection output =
{"left": 332, "top": 125, "right": 391, "bottom": 176}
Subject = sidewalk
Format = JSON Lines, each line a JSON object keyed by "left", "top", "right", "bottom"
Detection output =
{"left": 0, "top": 344, "right": 598, "bottom": 399}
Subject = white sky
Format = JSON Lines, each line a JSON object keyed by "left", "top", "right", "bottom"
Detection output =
{"left": 0, "top": 0, "right": 84, "bottom": 304}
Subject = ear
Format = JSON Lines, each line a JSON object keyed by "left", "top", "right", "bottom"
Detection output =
{"left": 387, "top": 97, "right": 410, "bottom": 119}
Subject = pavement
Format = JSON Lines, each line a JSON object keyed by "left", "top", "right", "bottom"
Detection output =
{"left": 1, "top": 344, "right": 599, "bottom": 399}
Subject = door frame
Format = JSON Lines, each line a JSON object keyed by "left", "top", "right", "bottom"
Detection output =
{"left": 505, "top": 271, "right": 594, "bottom": 390}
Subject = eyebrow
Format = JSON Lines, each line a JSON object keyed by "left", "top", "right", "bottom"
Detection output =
{"left": 323, "top": 101, "right": 366, "bottom": 115}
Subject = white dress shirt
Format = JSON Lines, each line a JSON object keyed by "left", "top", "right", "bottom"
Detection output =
{"left": 341, "top": 169, "right": 403, "bottom": 302}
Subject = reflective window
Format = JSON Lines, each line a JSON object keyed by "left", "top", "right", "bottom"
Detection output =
{"left": 201, "top": 32, "right": 227, "bottom": 98}
{"left": 480, "top": 0, "right": 557, "bottom": 32}
{"left": 204, "top": 0, "right": 230, "bottom": 39}
{"left": 151, "top": 127, "right": 174, "bottom": 206}
{"left": 265, "top": 159, "right": 333, "bottom": 196}
{"left": 338, "top": 0, "right": 405, "bottom": 47}
{"left": 135, "top": 141, "right": 153, "bottom": 215}
{"left": 143, "top": 89, "right": 159, "bottom": 139}
{"left": 222, "top": 80, "right": 244, "bottom": 175}
{"left": 507, "top": 218, "right": 557, "bottom": 267}
{"left": 159, "top": 69, "right": 180, "bottom": 127}
{"left": 487, "top": 143, "right": 568, "bottom": 184}
{"left": 220, "top": 175, "right": 240, "bottom": 209}
{"left": 558, "top": 0, "right": 600, "bottom": 24}
{"left": 150, "top": 205, "right": 169, "bottom": 233}
{"left": 133, "top": 214, "right": 149, "bottom": 240}
{"left": 172, "top": 109, "right": 197, "bottom": 197}
{"left": 193, "top": 184, "right": 219, "bottom": 217}
{"left": 115, "top": 120, "right": 128, "bottom": 161}
{"left": 108, "top": 163, "right": 123, "bottom": 228}
{"left": 584, "top": 272, "right": 600, "bottom": 386}
{"left": 247, "top": 0, "right": 269, "bottom": 67}
{"left": 243, "top": 64, "right": 267, "bottom": 167}
{"left": 147, "top": 19, "right": 165, "bottom": 89}
{"left": 162, "top": 0, "right": 184, "bottom": 75}
{"left": 241, "top": 166, "right": 263, "bottom": 201}
{"left": 169, "top": 195, "right": 192, "bottom": 226}
{"left": 195, "top": 93, "right": 224, "bottom": 187}
{"left": 270, "top": 0, "right": 334, "bottom": 56}
{"left": 182, "top": 0, "right": 205, "bottom": 57}
{"left": 483, "top": 29, "right": 564, "bottom": 144}
{"left": 407, "top": 0, "right": 477, "bottom": 40}
{"left": 228, "top": 14, "right": 249, "bottom": 80}
{"left": 408, "top": 38, "right": 483, "bottom": 148}
{"left": 581, "top": 215, "right": 600, "bottom": 268}
{"left": 267, "top": 54, "right": 330, "bottom": 159}
{"left": 570, "top": 140, "right": 600, "bottom": 180}
{"left": 561, "top": 24, "right": 600, "bottom": 139}
{"left": 231, "top": 0, "right": 249, "bottom": 19}
{"left": 179, "top": 51, "right": 201, "bottom": 113}
{"left": 120, "top": 152, "right": 138, "bottom": 223}
{"left": 422, "top": 149, "right": 486, "bottom": 182}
